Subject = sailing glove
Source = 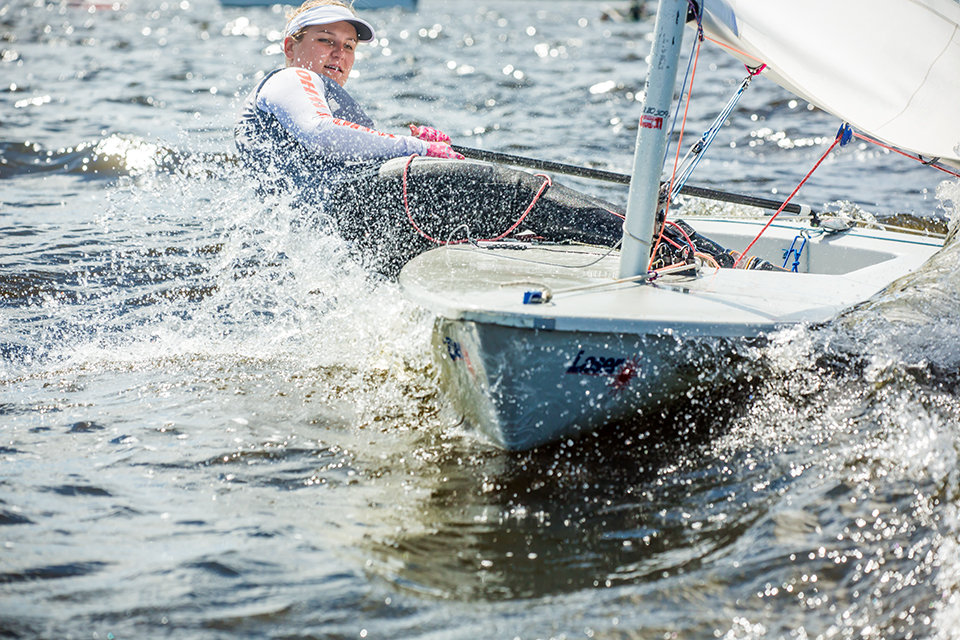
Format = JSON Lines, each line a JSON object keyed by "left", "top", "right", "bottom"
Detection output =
{"left": 409, "top": 124, "right": 452, "bottom": 143}
{"left": 424, "top": 142, "right": 465, "bottom": 159}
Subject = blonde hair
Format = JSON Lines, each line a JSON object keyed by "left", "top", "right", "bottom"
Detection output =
{"left": 286, "top": 0, "right": 357, "bottom": 39}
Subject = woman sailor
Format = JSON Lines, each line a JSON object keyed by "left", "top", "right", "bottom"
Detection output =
{"left": 234, "top": 0, "right": 462, "bottom": 207}
{"left": 234, "top": 0, "right": 755, "bottom": 275}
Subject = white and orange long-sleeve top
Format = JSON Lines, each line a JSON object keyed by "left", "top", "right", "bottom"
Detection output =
{"left": 235, "top": 67, "right": 428, "bottom": 203}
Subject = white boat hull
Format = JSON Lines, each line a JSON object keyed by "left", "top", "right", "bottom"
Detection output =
{"left": 432, "top": 317, "right": 753, "bottom": 450}
{"left": 401, "top": 217, "right": 943, "bottom": 450}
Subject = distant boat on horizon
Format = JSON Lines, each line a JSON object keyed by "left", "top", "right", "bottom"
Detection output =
{"left": 219, "top": 0, "right": 417, "bottom": 9}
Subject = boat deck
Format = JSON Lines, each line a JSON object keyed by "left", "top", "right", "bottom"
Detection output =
{"left": 401, "top": 217, "right": 943, "bottom": 337}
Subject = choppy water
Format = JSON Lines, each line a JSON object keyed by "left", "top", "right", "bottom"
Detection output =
{"left": 3, "top": 0, "right": 960, "bottom": 637}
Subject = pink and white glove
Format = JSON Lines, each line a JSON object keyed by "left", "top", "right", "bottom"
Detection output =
{"left": 409, "top": 124, "right": 452, "bottom": 143}
{"left": 424, "top": 142, "right": 464, "bottom": 159}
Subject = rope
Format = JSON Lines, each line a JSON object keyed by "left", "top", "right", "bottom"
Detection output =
{"left": 649, "top": 51, "right": 764, "bottom": 270}
{"left": 531, "top": 258, "right": 701, "bottom": 304}
{"left": 665, "top": 219, "right": 696, "bottom": 255}
{"left": 732, "top": 127, "right": 845, "bottom": 268}
{"left": 664, "top": 2, "right": 704, "bottom": 171}
{"left": 401, "top": 154, "right": 553, "bottom": 245}
{"left": 702, "top": 34, "right": 765, "bottom": 65}
{"left": 669, "top": 67, "right": 762, "bottom": 203}
{"left": 851, "top": 132, "right": 960, "bottom": 179}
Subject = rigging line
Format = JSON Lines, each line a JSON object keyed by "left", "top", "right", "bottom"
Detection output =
{"left": 400, "top": 154, "right": 552, "bottom": 245}
{"left": 732, "top": 127, "right": 845, "bottom": 268}
{"left": 499, "top": 207, "right": 625, "bottom": 271}
{"left": 665, "top": 219, "right": 696, "bottom": 254}
{"left": 549, "top": 270, "right": 653, "bottom": 298}
{"left": 487, "top": 174, "right": 552, "bottom": 241}
{"left": 851, "top": 132, "right": 960, "bottom": 179}
{"left": 701, "top": 33, "right": 765, "bottom": 65}
{"left": 455, "top": 238, "right": 624, "bottom": 271}
{"left": 669, "top": 70, "right": 756, "bottom": 202}
{"left": 664, "top": 1, "right": 704, "bottom": 171}
{"left": 545, "top": 261, "right": 704, "bottom": 300}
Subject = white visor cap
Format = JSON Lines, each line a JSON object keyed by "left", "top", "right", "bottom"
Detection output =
{"left": 284, "top": 5, "right": 376, "bottom": 43}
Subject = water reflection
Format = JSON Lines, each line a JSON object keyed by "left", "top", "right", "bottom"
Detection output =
{"left": 345, "top": 297, "right": 959, "bottom": 638}
{"left": 362, "top": 381, "right": 755, "bottom": 602}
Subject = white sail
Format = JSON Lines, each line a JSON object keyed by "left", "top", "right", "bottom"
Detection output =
{"left": 699, "top": 0, "right": 960, "bottom": 169}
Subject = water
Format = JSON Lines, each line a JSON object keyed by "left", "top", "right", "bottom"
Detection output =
{"left": 3, "top": 0, "right": 960, "bottom": 637}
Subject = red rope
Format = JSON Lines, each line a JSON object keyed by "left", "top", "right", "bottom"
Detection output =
{"left": 852, "top": 132, "right": 960, "bottom": 179}
{"left": 733, "top": 134, "right": 842, "bottom": 268}
{"left": 661, "top": 233, "right": 684, "bottom": 250}
{"left": 401, "top": 154, "right": 553, "bottom": 245}
{"left": 665, "top": 219, "right": 696, "bottom": 254}
{"left": 702, "top": 34, "right": 765, "bottom": 65}
{"left": 486, "top": 173, "right": 553, "bottom": 241}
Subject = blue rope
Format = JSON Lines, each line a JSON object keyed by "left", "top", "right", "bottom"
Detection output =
{"left": 663, "top": 0, "right": 704, "bottom": 171}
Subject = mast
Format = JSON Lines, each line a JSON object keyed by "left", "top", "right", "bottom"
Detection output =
{"left": 619, "top": 0, "right": 688, "bottom": 278}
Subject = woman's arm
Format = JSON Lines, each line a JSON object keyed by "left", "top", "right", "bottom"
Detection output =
{"left": 256, "top": 67, "right": 430, "bottom": 162}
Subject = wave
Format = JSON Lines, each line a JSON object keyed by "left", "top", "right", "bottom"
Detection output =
{"left": 0, "top": 134, "right": 237, "bottom": 180}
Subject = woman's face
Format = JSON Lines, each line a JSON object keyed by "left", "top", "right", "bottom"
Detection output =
{"left": 284, "top": 21, "right": 358, "bottom": 87}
